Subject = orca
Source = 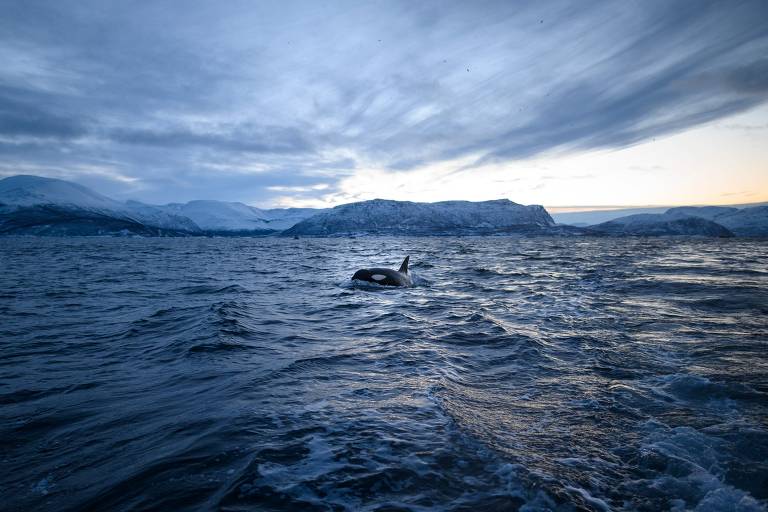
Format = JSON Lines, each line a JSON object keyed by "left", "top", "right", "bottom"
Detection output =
{"left": 352, "top": 256, "right": 412, "bottom": 287}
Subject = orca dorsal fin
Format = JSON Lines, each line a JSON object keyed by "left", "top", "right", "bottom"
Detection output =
{"left": 399, "top": 255, "right": 410, "bottom": 274}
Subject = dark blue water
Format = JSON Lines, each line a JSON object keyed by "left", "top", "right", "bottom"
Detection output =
{"left": 1, "top": 237, "right": 767, "bottom": 511}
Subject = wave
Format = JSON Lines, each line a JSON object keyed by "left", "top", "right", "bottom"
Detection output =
{"left": 175, "top": 283, "right": 250, "bottom": 295}
{"left": 2, "top": 236, "right": 766, "bottom": 511}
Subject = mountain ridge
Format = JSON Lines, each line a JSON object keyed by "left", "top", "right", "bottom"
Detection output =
{"left": 283, "top": 198, "right": 559, "bottom": 236}
{"left": 1, "top": 175, "right": 766, "bottom": 237}
{"left": 552, "top": 201, "right": 767, "bottom": 226}
{"left": 589, "top": 206, "right": 768, "bottom": 237}
{"left": 0, "top": 175, "right": 322, "bottom": 236}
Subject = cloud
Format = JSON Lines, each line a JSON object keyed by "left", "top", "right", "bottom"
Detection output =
{"left": 111, "top": 124, "right": 315, "bottom": 155}
{"left": 0, "top": 87, "right": 88, "bottom": 139}
{"left": 0, "top": 0, "right": 766, "bottom": 204}
{"left": 720, "top": 58, "right": 768, "bottom": 93}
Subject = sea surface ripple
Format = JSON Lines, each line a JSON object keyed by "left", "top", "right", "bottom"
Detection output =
{"left": 1, "top": 237, "right": 767, "bottom": 511}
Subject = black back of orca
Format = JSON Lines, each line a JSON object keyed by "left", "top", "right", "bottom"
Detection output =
{"left": 352, "top": 256, "right": 411, "bottom": 287}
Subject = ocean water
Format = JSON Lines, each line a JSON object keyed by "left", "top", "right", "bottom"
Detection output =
{"left": 1, "top": 236, "right": 767, "bottom": 512}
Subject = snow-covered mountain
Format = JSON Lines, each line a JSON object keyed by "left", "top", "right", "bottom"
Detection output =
{"left": 158, "top": 201, "right": 321, "bottom": 232}
{"left": 2, "top": 175, "right": 765, "bottom": 237}
{"left": 589, "top": 205, "right": 768, "bottom": 237}
{"left": 552, "top": 207, "right": 671, "bottom": 226}
{"left": 0, "top": 176, "right": 199, "bottom": 235}
{"left": 713, "top": 206, "right": 768, "bottom": 236}
{"left": 554, "top": 202, "right": 767, "bottom": 228}
{"left": 160, "top": 200, "right": 272, "bottom": 232}
{"left": 667, "top": 205, "right": 768, "bottom": 236}
{"left": 665, "top": 206, "right": 738, "bottom": 220}
{"left": 124, "top": 201, "right": 201, "bottom": 232}
{"left": 1, "top": 175, "right": 130, "bottom": 212}
{"left": 261, "top": 207, "right": 325, "bottom": 231}
{"left": 0, "top": 175, "right": 320, "bottom": 236}
{"left": 283, "top": 198, "right": 558, "bottom": 236}
{"left": 590, "top": 213, "right": 734, "bottom": 237}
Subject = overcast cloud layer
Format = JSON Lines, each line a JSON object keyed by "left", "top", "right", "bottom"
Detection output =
{"left": 1, "top": 0, "right": 767, "bottom": 205}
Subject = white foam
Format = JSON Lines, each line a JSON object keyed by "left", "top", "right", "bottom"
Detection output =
{"left": 564, "top": 485, "right": 612, "bottom": 511}
{"left": 633, "top": 421, "right": 765, "bottom": 511}
{"left": 694, "top": 487, "right": 765, "bottom": 512}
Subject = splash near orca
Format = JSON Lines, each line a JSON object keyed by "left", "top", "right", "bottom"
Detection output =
{"left": 352, "top": 256, "right": 412, "bottom": 287}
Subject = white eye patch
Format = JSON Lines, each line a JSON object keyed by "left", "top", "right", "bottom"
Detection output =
{"left": 371, "top": 274, "right": 386, "bottom": 281}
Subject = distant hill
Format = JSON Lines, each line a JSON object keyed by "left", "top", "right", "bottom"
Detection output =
{"left": 158, "top": 200, "right": 322, "bottom": 232}
{"left": 590, "top": 213, "right": 734, "bottom": 237}
{"left": 552, "top": 207, "right": 671, "bottom": 226}
{"left": 589, "top": 206, "right": 768, "bottom": 237}
{"left": 0, "top": 176, "right": 198, "bottom": 235}
{"left": 283, "top": 198, "right": 565, "bottom": 236}
{"left": 0, "top": 175, "right": 319, "bottom": 236}
{"left": 668, "top": 205, "right": 768, "bottom": 236}
{"left": 1, "top": 175, "right": 765, "bottom": 237}
{"left": 552, "top": 201, "right": 767, "bottom": 226}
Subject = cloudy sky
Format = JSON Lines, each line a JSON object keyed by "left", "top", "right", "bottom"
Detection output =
{"left": 1, "top": 0, "right": 767, "bottom": 209}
